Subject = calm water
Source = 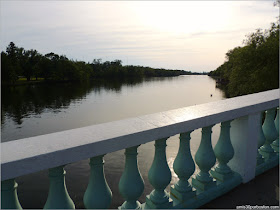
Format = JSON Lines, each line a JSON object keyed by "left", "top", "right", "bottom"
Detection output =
{"left": 1, "top": 75, "right": 225, "bottom": 208}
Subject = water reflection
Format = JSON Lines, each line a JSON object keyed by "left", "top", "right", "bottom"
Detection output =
{"left": 2, "top": 76, "right": 223, "bottom": 142}
{"left": 1, "top": 77, "right": 146, "bottom": 126}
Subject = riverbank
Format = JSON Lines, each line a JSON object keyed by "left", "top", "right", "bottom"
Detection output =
{"left": 2, "top": 73, "right": 209, "bottom": 87}
{"left": 1, "top": 78, "right": 80, "bottom": 87}
{"left": 207, "top": 75, "right": 230, "bottom": 97}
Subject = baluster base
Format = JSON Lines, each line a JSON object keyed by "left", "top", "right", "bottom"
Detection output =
{"left": 144, "top": 192, "right": 173, "bottom": 209}
{"left": 259, "top": 145, "right": 277, "bottom": 161}
{"left": 170, "top": 185, "right": 196, "bottom": 204}
{"left": 271, "top": 138, "right": 279, "bottom": 153}
{"left": 210, "top": 169, "right": 234, "bottom": 182}
{"left": 192, "top": 177, "right": 216, "bottom": 193}
{"left": 192, "top": 172, "right": 216, "bottom": 193}
{"left": 174, "top": 173, "right": 242, "bottom": 209}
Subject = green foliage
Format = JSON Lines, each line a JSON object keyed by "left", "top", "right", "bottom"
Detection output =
{"left": 209, "top": 22, "right": 279, "bottom": 97}
{"left": 1, "top": 42, "right": 192, "bottom": 85}
{"left": 1, "top": 49, "right": 21, "bottom": 84}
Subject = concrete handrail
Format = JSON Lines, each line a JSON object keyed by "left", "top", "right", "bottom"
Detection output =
{"left": 1, "top": 89, "right": 279, "bottom": 181}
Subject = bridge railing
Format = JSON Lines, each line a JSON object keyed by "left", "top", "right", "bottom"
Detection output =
{"left": 1, "top": 89, "right": 279, "bottom": 209}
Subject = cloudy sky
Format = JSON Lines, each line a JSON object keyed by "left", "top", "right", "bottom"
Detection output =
{"left": 1, "top": 1, "right": 278, "bottom": 72}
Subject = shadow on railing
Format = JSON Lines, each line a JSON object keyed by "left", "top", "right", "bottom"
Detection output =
{"left": 1, "top": 89, "right": 279, "bottom": 209}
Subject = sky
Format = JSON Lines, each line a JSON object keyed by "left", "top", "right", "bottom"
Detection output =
{"left": 0, "top": 1, "right": 279, "bottom": 72}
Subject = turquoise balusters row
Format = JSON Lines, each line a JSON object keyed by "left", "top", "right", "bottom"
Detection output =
{"left": 192, "top": 125, "right": 216, "bottom": 192}
{"left": 211, "top": 121, "right": 234, "bottom": 182}
{"left": 0, "top": 167, "right": 75, "bottom": 209}
{"left": 260, "top": 108, "right": 278, "bottom": 161}
{"left": 84, "top": 155, "right": 112, "bottom": 209}
{"left": 256, "top": 112, "right": 266, "bottom": 165}
{"left": 170, "top": 132, "right": 196, "bottom": 204}
{"left": 119, "top": 146, "right": 144, "bottom": 209}
{"left": 1, "top": 179, "right": 22, "bottom": 209}
{"left": 145, "top": 138, "right": 173, "bottom": 209}
{"left": 44, "top": 166, "right": 75, "bottom": 209}
{"left": 4, "top": 113, "right": 276, "bottom": 209}
{"left": 271, "top": 107, "right": 279, "bottom": 153}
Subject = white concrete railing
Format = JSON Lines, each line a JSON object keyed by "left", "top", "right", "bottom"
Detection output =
{"left": 1, "top": 89, "right": 279, "bottom": 209}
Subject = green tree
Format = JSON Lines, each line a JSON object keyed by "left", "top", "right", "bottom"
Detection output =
{"left": 209, "top": 22, "right": 279, "bottom": 97}
{"left": 22, "top": 49, "right": 41, "bottom": 81}
{"left": 3, "top": 42, "right": 21, "bottom": 83}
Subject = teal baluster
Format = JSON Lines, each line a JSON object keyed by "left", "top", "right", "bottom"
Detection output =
{"left": 192, "top": 125, "right": 216, "bottom": 192}
{"left": 119, "top": 146, "right": 144, "bottom": 209}
{"left": 260, "top": 108, "right": 278, "bottom": 161}
{"left": 170, "top": 131, "right": 196, "bottom": 203}
{"left": 44, "top": 166, "right": 75, "bottom": 209}
{"left": 83, "top": 155, "right": 112, "bottom": 209}
{"left": 271, "top": 108, "right": 279, "bottom": 153}
{"left": 210, "top": 121, "right": 234, "bottom": 182}
{"left": 1, "top": 179, "right": 22, "bottom": 209}
{"left": 145, "top": 138, "right": 173, "bottom": 209}
{"left": 257, "top": 112, "right": 266, "bottom": 165}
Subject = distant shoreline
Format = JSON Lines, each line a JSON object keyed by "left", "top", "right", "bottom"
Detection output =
{"left": 2, "top": 73, "right": 208, "bottom": 87}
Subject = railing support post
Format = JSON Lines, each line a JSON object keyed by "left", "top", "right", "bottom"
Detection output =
{"left": 1, "top": 179, "right": 22, "bottom": 209}
{"left": 271, "top": 107, "right": 279, "bottom": 154}
{"left": 260, "top": 108, "right": 278, "bottom": 160}
{"left": 170, "top": 131, "right": 196, "bottom": 205}
{"left": 192, "top": 125, "right": 216, "bottom": 192}
{"left": 119, "top": 146, "right": 144, "bottom": 209}
{"left": 83, "top": 155, "right": 112, "bottom": 209}
{"left": 44, "top": 166, "right": 75, "bottom": 209}
{"left": 256, "top": 112, "right": 266, "bottom": 165}
{"left": 211, "top": 120, "right": 235, "bottom": 182}
{"left": 229, "top": 113, "right": 259, "bottom": 183}
{"left": 145, "top": 138, "right": 173, "bottom": 209}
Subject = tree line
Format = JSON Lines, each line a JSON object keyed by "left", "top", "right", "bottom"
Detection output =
{"left": 1, "top": 42, "right": 196, "bottom": 85}
{"left": 208, "top": 22, "right": 279, "bottom": 97}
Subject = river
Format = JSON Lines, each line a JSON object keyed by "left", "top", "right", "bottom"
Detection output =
{"left": 1, "top": 75, "right": 225, "bottom": 208}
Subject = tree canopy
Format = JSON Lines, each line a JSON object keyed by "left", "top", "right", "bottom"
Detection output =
{"left": 1, "top": 43, "right": 197, "bottom": 85}
{"left": 208, "top": 22, "right": 279, "bottom": 97}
